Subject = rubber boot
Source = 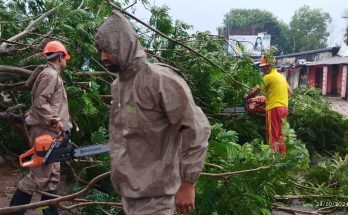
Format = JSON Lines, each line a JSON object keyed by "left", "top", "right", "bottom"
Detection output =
{"left": 41, "top": 190, "right": 59, "bottom": 215}
{"left": 8, "top": 188, "right": 33, "bottom": 215}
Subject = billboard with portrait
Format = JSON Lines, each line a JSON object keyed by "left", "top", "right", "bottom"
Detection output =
{"left": 228, "top": 34, "right": 271, "bottom": 56}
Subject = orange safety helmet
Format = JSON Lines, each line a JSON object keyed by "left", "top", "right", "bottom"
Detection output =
{"left": 259, "top": 56, "right": 270, "bottom": 67}
{"left": 43, "top": 41, "right": 71, "bottom": 61}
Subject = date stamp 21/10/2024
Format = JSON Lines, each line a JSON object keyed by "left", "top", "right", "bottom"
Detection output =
{"left": 315, "top": 201, "right": 348, "bottom": 207}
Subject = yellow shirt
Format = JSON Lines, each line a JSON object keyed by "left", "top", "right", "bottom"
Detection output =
{"left": 260, "top": 69, "right": 289, "bottom": 111}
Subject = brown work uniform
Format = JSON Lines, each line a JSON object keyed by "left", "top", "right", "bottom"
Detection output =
{"left": 18, "top": 62, "right": 70, "bottom": 194}
{"left": 95, "top": 12, "right": 211, "bottom": 214}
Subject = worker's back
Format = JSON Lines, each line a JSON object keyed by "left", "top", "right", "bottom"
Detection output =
{"left": 262, "top": 68, "right": 288, "bottom": 111}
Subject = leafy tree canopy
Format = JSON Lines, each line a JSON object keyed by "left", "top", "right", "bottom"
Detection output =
{"left": 220, "top": 6, "right": 333, "bottom": 54}
{"left": 219, "top": 9, "right": 291, "bottom": 54}
{"left": 289, "top": 5, "right": 331, "bottom": 52}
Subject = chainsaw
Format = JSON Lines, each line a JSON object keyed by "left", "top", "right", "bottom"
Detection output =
{"left": 224, "top": 96, "right": 266, "bottom": 114}
{"left": 19, "top": 130, "right": 110, "bottom": 168}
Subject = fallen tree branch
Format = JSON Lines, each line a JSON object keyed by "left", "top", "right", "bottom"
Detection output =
{"left": 0, "top": 171, "right": 110, "bottom": 214}
{"left": 0, "top": 100, "right": 8, "bottom": 110}
{"left": 276, "top": 194, "right": 348, "bottom": 200}
{"left": 0, "top": 110, "right": 23, "bottom": 122}
{"left": 105, "top": 0, "right": 251, "bottom": 90}
{"left": 0, "top": 8, "right": 57, "bottom": 51}
{"left": 18, "top": 53, "right": 43, "bottom": 67}
{"left": 65, "top": 161, "right": 101, "bottom": 188}
{"left": 6, "top": 103, "right": 25, "bottom": 112}
{"left": 76, "top": 71, "right": 115, "bottom": 77}
{"left": 121, "top": 0, "right": 137, "bottom": 12}
{"left": 75, "top": 81, "right": 92, "bottom": 90}
{"left": 73, "top": 159, "right": 103, "bottom": 164}
{"left": 154, "top": 63, "right": 181, "bottom": 74}
{"left": 8, "top": 93, "right": 31, "bottom": 146}
{"left": 100, "top": 95, "right": 112, "bottom": 102}
{"left": 62, "top": 201, "right": 122, "bottom": 210}
{"left": 27, "top": 32, "right": 69, "bottom": 44}
{"left": 314, "top": 205, "right": 348, "bottom": 214}
{"left": 200, "top": 165, "right": 272, "bottom": 177}
{"left": 0, "top": 38, "right": 35, "bottom": 47}
{"left": 272, "top": 203, "right": 319, "bottom": 215}
{"left": 101, "top": 208, "right": 113, "bottom": 215}
{"left": 0, "top": 82, "right": 30, "bottom": 91}
{"left": 205, "top": 163, "right": 226, "bottom": 171}
{"left": 77, "top": 0, "right": 85, "bottom": 9}
{"left": 36, "top": 190, "right": 89, "bottom": 203}
{"left": 0, "top": 142, "right": 19, "bottom": 168}
{"left": 288, "top": 179, "right": 319, "bottom": 191}
{"left": 0, "top": 65, "right": 32, "bottom": 77}
{"left": 36, "top": 190, "right": 122, "bottom": 213}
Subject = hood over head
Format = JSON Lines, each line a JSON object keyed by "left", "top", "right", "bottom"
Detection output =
{"left": 95, "top": 11, "right": 146, "bottom": 72}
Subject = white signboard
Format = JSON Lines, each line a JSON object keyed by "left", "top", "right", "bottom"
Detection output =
{"left": 228, "top": 34, "right": 271, "bottom": 56}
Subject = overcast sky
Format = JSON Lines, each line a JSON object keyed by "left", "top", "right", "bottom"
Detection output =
{"left": 134, "top": 0, "right": 348, "bottom": 46}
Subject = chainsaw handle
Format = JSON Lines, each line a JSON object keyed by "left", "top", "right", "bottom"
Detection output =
{"left": 19, "top": 148, "right": 35, "bottom": 168}
{"left": 57, "top": 130, "right": 63, "bottom": 137}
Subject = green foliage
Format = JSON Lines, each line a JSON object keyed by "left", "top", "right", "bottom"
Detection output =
{"left": 83, "top": 190, "right": 122, "bottom": 215}
{"left": 149, "top": 6, "right": 174, "bottom": 35}
{"left": 286, "top": 154, "right": 348, "bottom": 210}
{"left": 195, "top": 123, "right": 309, "bottom": 215}
{"left": 65, "top": 84, "right": 109, "bottom": 145}
{"left": 1, "top": 1, "right": 347, "bottom": 214}
{"left": 305, "top": 154, "right": 348, "bottom": 193}
{"left": 289, "top": 87, "right": 348, "bottom": 155}
{"left": 91, "top": 127, "right": 108, "bottom": 144}
{"left": 223, "top": 9, "right": 277, "bottom": 29}
{"left": 289, "top": 5, "right": 331, "bottom": 52}
{"left": 219, "top": 6, "right": 332, "bottom": 54}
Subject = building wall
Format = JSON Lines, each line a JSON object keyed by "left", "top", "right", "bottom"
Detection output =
{"left": 327, "top": 66, "right": 332, "bottom": 94}
{"left": 308, "top": 66, "right": 316, "bottom": 87}
{"left": 286, "top": 67, "right": 301, "bottom": 89}
{"left": 307, "top": 64, "right": 347, "bottom": 96}
{"left": 276, "top": 50, "right": 336, "bottom": 68}
{"left": 343, "top": 65, "right": 348, "bottom": 98}
{"left": 337, "top": 65, "right": 343, "bottom": 95}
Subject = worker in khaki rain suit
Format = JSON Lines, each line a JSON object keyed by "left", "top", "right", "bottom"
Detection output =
{"left": 95, "top": 11, "right": 211, "bottom": 215}
{"left": 8, "top": 41, "right": 71, "bottom": 215}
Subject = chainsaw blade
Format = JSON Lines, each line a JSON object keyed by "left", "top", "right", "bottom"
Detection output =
{"left": 73, "top": 144, "right": 110, "bottom": 157}
{"left": 45, "top": 144, "right": 110, "bottom": 164}
{"left": 223, "top": 106, "right": 246, "bottom": 113}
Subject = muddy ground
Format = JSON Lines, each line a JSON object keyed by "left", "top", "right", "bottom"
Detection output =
{"left": 328, "top": 97, "right": 348, "bottom": 117}
{"left": 0, "top": 164, "right": 71, "bottom": 215}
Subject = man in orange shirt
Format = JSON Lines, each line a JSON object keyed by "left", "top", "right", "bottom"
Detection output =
{"left": 244, "top": 56, "right": 293, "bottom": 155}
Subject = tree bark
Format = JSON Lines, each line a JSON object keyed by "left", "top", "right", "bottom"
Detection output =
{"left": 0, "top": 65, "right": 32, "bottom": 78}
{"left": 0, "top": 8, "right": 57, "bottom": 52}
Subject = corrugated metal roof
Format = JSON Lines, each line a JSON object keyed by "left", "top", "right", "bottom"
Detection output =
{"left": 306, "top": 56, "right": 348, "bottom": 66}
{"left": 276, "top": 47, "right": 339, "bottom": 59}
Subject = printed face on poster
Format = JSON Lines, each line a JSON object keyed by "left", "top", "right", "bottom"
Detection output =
{"left": 228, "top": 34, "right": 271, "bottom": 56}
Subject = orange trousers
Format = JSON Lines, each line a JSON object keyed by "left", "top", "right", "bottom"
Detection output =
{"left": 266, "top": 107, "right": 288, "bottom": 155}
